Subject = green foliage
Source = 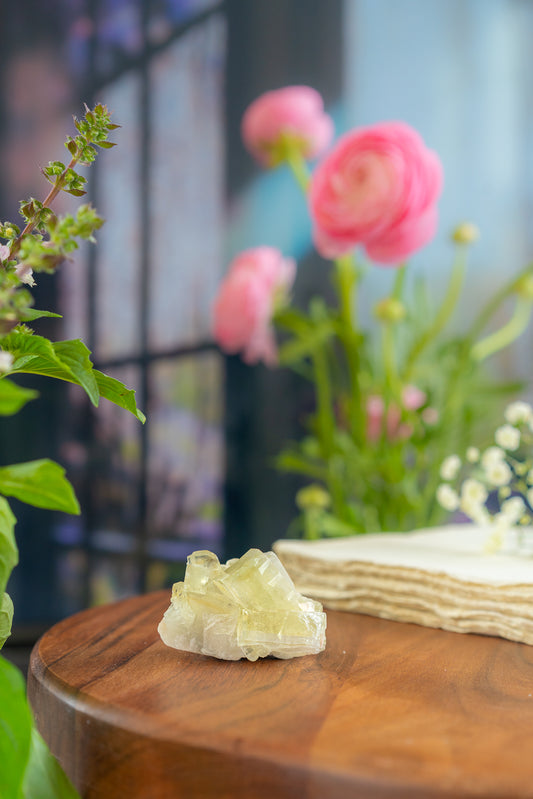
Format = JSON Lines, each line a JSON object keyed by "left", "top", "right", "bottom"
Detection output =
{"left": 22, "top": 728, "right": 79, "bottom": 799}
{"left": 0, "top": 592, "right": 14, "bottom": 648}
{"left": 0, "top": 657, "right": 78, "bottom": 799}
{"left": 0, "top": 460, "right": 80, "bottom": 514}
{"left": 0, "top": 379, "right": 38, "bottom": 415}
{"left": 1, "top": 329, "right": 144, "bottom": 418}
{"left": 0, "top": 103, "right": 140, "bottom": 799}
{"left": 0, "top": 656, "right": 33, "bottom": 799}
{"left": 0, "top": 496, "right": 17, "bottom": 594}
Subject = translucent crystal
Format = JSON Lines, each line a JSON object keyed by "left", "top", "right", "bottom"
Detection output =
{"left": 158, "top": 548, "right": 327, "bottom": 661}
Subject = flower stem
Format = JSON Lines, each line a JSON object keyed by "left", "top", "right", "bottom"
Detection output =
{"left": 471, "top": 297, "right": 532, "bottom": 362}
{"left": 382, "top": 265, "right": 406, "bottom": 397}
{"left": 335, "top": 253, "right": 363, "bottom": 440}
{"left": 403, "top": 244, "right": 467, "bottom": 380}
{"left": 312, "top": 345, "right": 335, "bottom": 457}
{"left": 284, "top": 147, "right": 311, "bottom": 194}
{"left": 467, "top": 263, "right": 533, "bottom": 342}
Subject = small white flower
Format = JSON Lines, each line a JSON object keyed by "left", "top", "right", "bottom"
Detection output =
{"left": 500, "top": 496, "right": 525, "bottom": 523}
{"left": 14, "top": 262, "right": 35, "bottom": 287}
{"left": 527, "top": 488, "right": 533, "bottom": 508}
{"left": 436, "top": 484, "right": 460, "bottom": 512}
{"left": 495, "top": 424, "right": 521, "bottom": 451}
{"left": 461, "top": 478, "right": 488, "bottom": 506}
{"left": 505, "top": 401, "right": 532, "bottom": 425}
{"left": 481, "top": 446, "right": 505, "bottom": 468}
{"left": 0, "top": 351, "right": 13, "bottom": 373}
{"left": 461, "top": 496, "right": 490, "bottom": 525}
{"left": 440, "top": 454, "right": 461, "bottom": 481}
{"left": 484, "top": 460, "right": 512, "bottom": 487}
{"left": 466, "top": 446, "right": 480, "bottom": 463}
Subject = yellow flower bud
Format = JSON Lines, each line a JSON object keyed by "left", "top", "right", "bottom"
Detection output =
{"left": 296, "top": 484, "right": 331, "bottom": 511}
{"left": 374, "top": 297, "right": 406, "bottom": 323}
{"left": 514, "top": 274, "right": 533, "bottom": 300}
{"left": 451, "top": 222, "right": 480, "bottom": 245}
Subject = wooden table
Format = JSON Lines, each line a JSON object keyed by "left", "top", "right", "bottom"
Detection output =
{"left": 28, "top": 590, "right": 533, "bottom": 798}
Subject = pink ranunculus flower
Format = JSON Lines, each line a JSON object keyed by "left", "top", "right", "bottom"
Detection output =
{"left": 241, "top": 86, "right": 334, "bottom": 168}
{"left": 309, "top": 121, "right": 443, "bottom": 265}
{"left": 213, "top": 247, "right": 296, "bottom": 366}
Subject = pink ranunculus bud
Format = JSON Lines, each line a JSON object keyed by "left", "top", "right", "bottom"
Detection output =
{"left": 241, "top": 86, "right": 334, "bottom": 168}
{"left": 366, "top": 384, "right": 427, "bottom": 443}
{"left": 309, "top": 121, "right": 443, "bottom": 265}
{"left": 401, "top": 384, "right": 427, "bottom": 411}
{"left": 213, "top": 247, "right": 296, "bottom": 366}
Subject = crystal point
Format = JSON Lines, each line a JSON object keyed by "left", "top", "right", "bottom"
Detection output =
{"left": 158, "top": 548, "right": 327, "bottom": 661}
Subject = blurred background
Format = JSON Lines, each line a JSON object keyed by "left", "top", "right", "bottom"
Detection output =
{"left": 1, "top": 0, "right": 532, "bottom": 668}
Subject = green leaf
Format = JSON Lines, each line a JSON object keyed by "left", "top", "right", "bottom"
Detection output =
{"left": 18, "top": 309, "right": 62, "bottom": 322}
{"left": 4, "top": 331, "right": 77, "bottom": 382}
{"left": 22, "top": 728, "right": 79, "bottom": 799}
{"left": 53, "top": 340, "right": 99, "bottom": 407}
{"left": 0, "top": 379, "right": 38, "bottom": 416}
{"left": 0, "top": 655, "right": 33, "bottom": 799}
{"left": 0, "top": 496, "right": 18, "bottom": 594}
{"left": 94, "top": 370, "right": 146, "bottom": 422}
{"left": 0, "top": 591, "right": 14, "bottom": 649}
{"left": 0, "top": 460, "right": 80, "bottom": 515}
{"left": 3, "top": 332, "right": 99, "bottom": 407}
{"left": 278, "top": 321, "right": 334, "bottom": 366}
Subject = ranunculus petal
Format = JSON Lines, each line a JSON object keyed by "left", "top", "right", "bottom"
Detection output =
{"left": 213, "top": 247, "right": 296, "bottom": 366}
{"left": 309, "top": 120, "right": 443, "bottom": 264}
{"left": 242, "top": 86, "right": 334, "bottom": 167}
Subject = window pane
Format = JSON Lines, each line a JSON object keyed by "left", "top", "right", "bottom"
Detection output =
{"left": 94, "top": 0, "right": 143, "bottom": 77}
{"left": 87, "top": 365, "right": 143, "bottom": 544}
{"left": 95, "top": 74, "right": 143, "bottom": 359}
{"left": 148, "top": 0, "right": 222, "bottom": 45}
{"left": 147, "top": 352, "right": 224, "bottom": 553}
{"left": 148, "top": 14, "right": 225, "bottom": 349}
{"left": 90, "top": 555, "right": 140, "bottom": 605}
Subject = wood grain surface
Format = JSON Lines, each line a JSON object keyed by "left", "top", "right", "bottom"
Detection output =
{"left": 28, "top": 590, "right": 533, "bottom": 799}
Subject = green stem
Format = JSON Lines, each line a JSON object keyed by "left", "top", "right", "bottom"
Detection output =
{"left": 382, "top": 323, "right": 398, "bottom": 396}
{"left": 383, "top": 265, "right": 406, "bottom": 397}
{"left": 471, "top": 298, "right": 532, "bottom": 362}
{"left": 312, "top": 346, "right": 335, "bottom": 458}
{"left": 8, "top": 155, "right": 80, "bottom": 264}
{"left": 284, "top": 147, "right": 311, "bottom": 194}
{"left": 335, "top": 254, "right": 363, "bottom": 439}
{"left": 467, "top": 262, "right": 533, "bottom": 342}
{"left": 403, "top": 244, "right": 467, "bottom": 380}
{"left": 392, "top": 264, "right": 407, "bottom": 300}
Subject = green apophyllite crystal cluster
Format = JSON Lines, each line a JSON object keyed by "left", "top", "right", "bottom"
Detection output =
{"left": 158, "top": 549, "right": 327, "bottom": 661}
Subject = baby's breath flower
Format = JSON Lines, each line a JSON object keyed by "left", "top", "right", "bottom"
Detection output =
{"left": 500, "top": 496, "right": 525, "bottom": 523}
{"left": 505, "top": 401, "right": 532, "bottom": 425}
{"left": 481, "top": 446, "right": 505, "bottom": 468}
{"left": 461, "top": 498, "right": 490, "bottom": 526}
{"left": 495, "top": 424, "right": 521, "bottom": 451}
{"left": 466, "top": 446, "right": 480, "bottom": 463}
{"left": 484, "top": 460, "right": 512, "bottom": 487}
{"left": 461, "top": 478, "right": 488, "bottom": 506}
{"left": 436, "top": 484, "right": 460, "bottom": 512}
{"left": 440, "top": 454, "right": 461, "bottom": 481}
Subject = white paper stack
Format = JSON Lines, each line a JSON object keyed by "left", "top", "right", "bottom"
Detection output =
{"left": 273, "top": 525, "right": 533, "bottom": 645}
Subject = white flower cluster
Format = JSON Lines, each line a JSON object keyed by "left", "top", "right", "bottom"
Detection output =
{"left": 436, "top": 401, "right": 533, "bottom": 552}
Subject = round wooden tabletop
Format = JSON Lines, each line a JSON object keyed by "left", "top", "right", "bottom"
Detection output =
{"left": 28, "top": 590, "right": 533, "bottom": 799}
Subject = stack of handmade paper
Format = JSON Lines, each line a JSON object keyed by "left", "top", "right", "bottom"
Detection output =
{"left": 273, "top": 525, "right": 533, "bottom": 645}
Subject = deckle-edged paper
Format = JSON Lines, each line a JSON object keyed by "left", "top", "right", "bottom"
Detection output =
{"left": 273, "top": 524, "right": 533, "bottom": 645}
